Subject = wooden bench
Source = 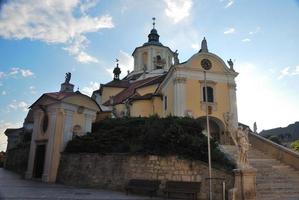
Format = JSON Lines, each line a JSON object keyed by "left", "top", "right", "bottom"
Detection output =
{"left": 164, "top": 181, "right": 201, "bottom": 200}
{"left": 125, "top": 179, "right": 161, "bottom": 197}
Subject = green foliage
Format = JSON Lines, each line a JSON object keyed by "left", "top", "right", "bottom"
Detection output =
{"left": 267, "top": 135, "right": 282, "bottom": 145}
{"left": 65, "top": 116, "right": 235, "bottom": 170}
{"left": 291, "top": 140, "right": 299, "bottom": 152}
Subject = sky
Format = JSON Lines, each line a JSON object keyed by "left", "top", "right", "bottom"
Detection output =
{"left": 0, "top": 0, "right": 299, "bottom": 151}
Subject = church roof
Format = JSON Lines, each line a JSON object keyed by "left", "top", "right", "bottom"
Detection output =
{"left": 103, "top": 75, "right": 166, "bottom": 106}
{"left": 129, "top": 93, "right": 162, "bottom": 102}
{"left": 102, "top": 80, "right": 130, "bottom": 88}
{"left": 24, "top": 109, "right": 34, "bottom": 124}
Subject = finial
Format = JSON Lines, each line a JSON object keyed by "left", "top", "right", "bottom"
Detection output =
{"left": 116, "top": 58, "right": 119, "bottom": 66}
{"left": 77, "top": 86, "right": 79, "bottom": 91}
{"left": 152, "top": 17, "right": 156, "bottom": 29}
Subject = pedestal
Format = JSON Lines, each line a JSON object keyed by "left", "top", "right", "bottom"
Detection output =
{"left": 233, "top": 168, "right": 257, "bottom": 200}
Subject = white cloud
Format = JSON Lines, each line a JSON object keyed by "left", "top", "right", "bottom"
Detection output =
{"left": 80, "top": 0, "right": 98, "bottom": 14}
{"left": 81, "top": 81, "right": 100, "bottom": 96}
{"left": 221, "top": 0, "right": 234, "bottom": 8}
{"left": 224, "top": 27, "right": 235, "bottom": 34}
{"left": 164, "top": 0, "right": 193, "bottom": 23}
{"left": 29, "top": 86, "right": 36, "bottom": 94}
{"left": 242, "top": 38, "right": 251, "bottom": 42}
{"left": 0, "top": 67, "right": 34, "bottom": 78}
{"left": 236, "top": 62, "right": 299, "bottom": 130}
{"left": 8, "top": 100, "right": 29, "bottom": 112}
{"left": 106, "top": 50, "right": 134, "bottom": 78}
{"left": 191, "top": 43, "right": 200, "bottom": 51}
{"left": 76, "top": 51, "right": 99, "bottom": 63}
{"left": 0, "top": 0, "right": 114, "bottom": 64}
{"left": 1, "top": 91, "right": 6, "bottom": 95}
{"left": 0, "top": 121, "right": 22, "bottom": 151}
{"left": 278, "top": 65, "right": 299, "bottom": 79}
{"left": 249, "top": 26, "right": 261, "bottom": 35}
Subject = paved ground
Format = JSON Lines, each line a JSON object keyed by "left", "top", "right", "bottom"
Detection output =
{"left": 0, "top": 168, "right": 161, "bottom": 200}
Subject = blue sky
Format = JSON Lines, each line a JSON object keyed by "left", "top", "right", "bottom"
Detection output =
{"left": 0, "top": 0, "right": 299, "bottom": 151}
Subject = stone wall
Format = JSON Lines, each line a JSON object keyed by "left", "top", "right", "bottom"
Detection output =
{"left": 4, "top": 145, "right": 30, "bottom": 176}
{"left": 57, "top": 153, "right": 234, "bottom": 200}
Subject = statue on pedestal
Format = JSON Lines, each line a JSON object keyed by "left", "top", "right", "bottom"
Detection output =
{"left": 65, "top": 72, "right": 71, "bottom": 84}
{"left": 224, "top": 112, "right": 251, "bottom": 168}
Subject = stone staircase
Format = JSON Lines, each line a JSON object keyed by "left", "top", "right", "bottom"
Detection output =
{"left": 221, "top": 145, "right": 299, "bottom": 200}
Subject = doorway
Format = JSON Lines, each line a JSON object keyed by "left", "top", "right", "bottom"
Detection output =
{"left": 33, "top": 144, "right": 46, "bottom": 178}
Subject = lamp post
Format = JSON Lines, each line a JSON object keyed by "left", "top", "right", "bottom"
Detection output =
{"left": 201, "top": 59, "right": 213, "bottom": 200}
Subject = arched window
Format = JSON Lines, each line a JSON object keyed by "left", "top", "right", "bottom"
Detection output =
{"left": 156, "top": 55, "right": 161, "bottom": 62}
{"left": 202, "top": 86, "right": 214, "bottom": 102}
{"left": 142, "top": 52, "right": 148, "bottom": 68}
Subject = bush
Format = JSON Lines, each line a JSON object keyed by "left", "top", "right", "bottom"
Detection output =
{"left": 291, "top": 140, "right": 299, "bottom": 152}
{"left": 65, "top": 116, "right": 235, "bottom": 170}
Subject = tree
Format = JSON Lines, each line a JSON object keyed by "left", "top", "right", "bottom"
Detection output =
{"left": 291, "top": 140, "right": 299, "bottom": 152}
{"left": 268, "top": 135, "right": 282, "bottom": 145}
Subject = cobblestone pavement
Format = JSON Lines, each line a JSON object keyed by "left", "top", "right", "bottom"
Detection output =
{"left": 0, "top": 168, "right": 161, "bottom": 200}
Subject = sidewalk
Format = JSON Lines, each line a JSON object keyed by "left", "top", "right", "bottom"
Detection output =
{"left": 0, "top": 168, "right": 161, "bottom": 200}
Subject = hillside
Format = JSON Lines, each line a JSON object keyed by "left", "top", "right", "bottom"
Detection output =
{"left": 260, "top": 122, "right": 299, "bottom": 142}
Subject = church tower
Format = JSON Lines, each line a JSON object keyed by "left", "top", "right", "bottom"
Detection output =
{"left": 130, "top": 18, "right": 175, "bottom": 77}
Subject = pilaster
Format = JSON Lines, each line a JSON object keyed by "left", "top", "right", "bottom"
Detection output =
{"left": 42, "top": 111, "right": 57, "bottom": 182}
{"left": 173, "top": 77, "right": 186, "bottom": 116}
{"left": 25, "top": 110, "right": 42, "bottom": 179}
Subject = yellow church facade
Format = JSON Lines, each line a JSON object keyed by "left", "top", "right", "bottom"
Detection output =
{"left": 92, "top": 22, "right": 238, "bottom": 144}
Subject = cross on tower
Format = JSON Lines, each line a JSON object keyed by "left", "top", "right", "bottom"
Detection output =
{"left": 152, "top": 17, "right": 156, "bottom": 29}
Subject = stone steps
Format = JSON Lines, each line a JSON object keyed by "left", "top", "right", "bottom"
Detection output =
{"left": 221, "top": 145, "right": 299, "bottom": 200}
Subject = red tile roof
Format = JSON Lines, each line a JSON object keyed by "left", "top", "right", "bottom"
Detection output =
{"left": 103, "top": 75, "right": 166, "bottom": 106}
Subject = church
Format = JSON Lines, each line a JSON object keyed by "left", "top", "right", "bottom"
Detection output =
{"left": 92, "top": 20, "right": 239, "bottom": 144}
{"left": 6, "top": 19, "right": 239, "bottom": 182}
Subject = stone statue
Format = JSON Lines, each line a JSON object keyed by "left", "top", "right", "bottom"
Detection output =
{"left": 253, "top": 122, "right": 257, "bottom": 133}
{"left": 174, "top": 50, "right": 179, "bottom": 64}
{"left": 236, "top": 126, "right": 250, "bottom": 168}
{"left": 224, "top": 112, "right": 251, "bottom": 168}
{"left": 65, "top": 72, "right": 71, "bottom": 84}
{"left": 227, "top": 59, "right": 234, "bottom": 70}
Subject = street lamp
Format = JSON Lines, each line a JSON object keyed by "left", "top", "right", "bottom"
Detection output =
{"left": 201, "top": 58, "right": 213, "bottom": 200}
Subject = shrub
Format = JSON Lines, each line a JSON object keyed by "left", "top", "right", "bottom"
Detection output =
{"left": 65, "top": 116, "right": 235, "bottom": 170}
{"left": 291, "top": 140, "right": 299, "bottom": 152}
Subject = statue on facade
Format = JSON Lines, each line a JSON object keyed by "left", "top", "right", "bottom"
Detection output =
{"left": 224, "top": 112, "right": 251, "bottom": 168}
{"left": 65, "top": 72, "right": 71, "bottom": 84}
{"left": 227, "top": 59, "right": 234, "bottom": 71}
{"left": 174, "top": 50, "right": 179, "bottom": 64}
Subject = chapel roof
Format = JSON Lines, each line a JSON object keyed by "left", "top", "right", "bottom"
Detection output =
{"left": 30, "top": 91, "right": 101, "bottom": 111}
{"left": 4, "top": 128, "right": 24, "bottom": 136}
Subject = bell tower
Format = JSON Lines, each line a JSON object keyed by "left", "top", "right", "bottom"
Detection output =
{"left": 131, "top": 18, "right": 176, "bottom": 78}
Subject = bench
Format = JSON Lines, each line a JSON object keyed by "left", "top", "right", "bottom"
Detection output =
{"left": 164, "top": 181, "right": 201, "bottom": 200}
{"left": 125, "top": 179, "right": 161, "bottom": 197}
